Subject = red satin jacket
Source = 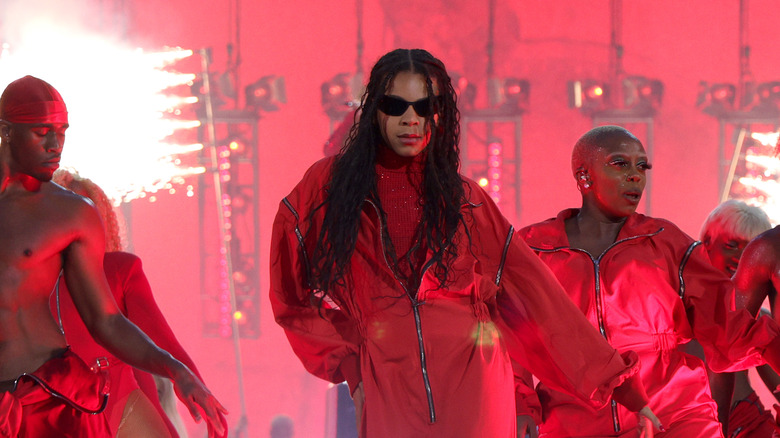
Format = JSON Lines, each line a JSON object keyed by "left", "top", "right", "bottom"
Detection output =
{"left": 270, "top": 158, "right": 648, "bottom": 438}
{"left": 518, "top": 209, "right": 780, "bottom": 437}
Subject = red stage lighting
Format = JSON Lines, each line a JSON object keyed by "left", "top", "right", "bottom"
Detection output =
{"left": 244, "top": 75, "right": 286, "bottom": 112}
{"left": 568, "top": 79, "right": 610, "bottom": 114}
{"left": 449, "top": 72, "right": 477, "bottom": 111}
{"left": 586, "top": 84, "right": 604, "bottom": 99}
{"left": 753, "top": 81, "right": 780, "bottom": 114}
{"left": 228, "top": 138, "right": 246, "bottom": 155}
{"left": 488, "top": 77, "right": 530, "bottom": 114}
{"left": 696, "top": 81, "right": 736, "bottom": 116}
{"left": 623, "top": 76, "right": 663, "bottom": 111}
{"left": 321, "top": 72, "right": 362, "bottom": 120}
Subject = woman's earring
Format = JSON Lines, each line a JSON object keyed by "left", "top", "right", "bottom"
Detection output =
{"left": 579, "top": 174, "right": 591, "bottom": 189}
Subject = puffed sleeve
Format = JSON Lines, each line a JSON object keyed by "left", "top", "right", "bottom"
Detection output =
{"left": 496, "top": 231, "right": 647, "bottom": 411}
{"left": 680, "top": 241, "right": 780, "bottom": 373}
{"left": 269, "top": 195, "right": 363, "bottom": 394}
{"left": 466, "top": 184, "right": 648, "bottom": 411}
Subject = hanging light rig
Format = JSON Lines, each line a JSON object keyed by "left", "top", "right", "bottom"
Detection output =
{"left": 568, "top": 0, "right": 664, "bottom": 118}
{"left": 468, "top": 0, "right": 529, "bottom": 215}
{"left": 698, "top": 0, "right": 780, "bottom": 220}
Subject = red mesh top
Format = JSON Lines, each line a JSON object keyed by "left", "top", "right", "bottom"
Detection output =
{"left": 375, "top": 145, "right": 426, "bottom": 284}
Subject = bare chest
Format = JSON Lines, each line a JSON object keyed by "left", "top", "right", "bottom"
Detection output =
{"left": 0, "top": 197, "right": 74, "bottom": 278}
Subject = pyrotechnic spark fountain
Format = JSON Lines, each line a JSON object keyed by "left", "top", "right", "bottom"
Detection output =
{"left": 0, "top": 23, "right": 204, "bottom": 205}
{"left": 732, "top": 131, "right": 780, "bottom": 223}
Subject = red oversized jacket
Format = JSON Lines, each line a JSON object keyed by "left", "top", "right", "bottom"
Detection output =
{"left": 270, "top": 157, "right": 648, "bottom": 437}
{"left": 518, "top": 210, "right": 780, "bottom": 437}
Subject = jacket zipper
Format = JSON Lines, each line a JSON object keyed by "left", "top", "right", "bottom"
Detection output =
{"left": 366, "top": 199, "right": 437, "bottom": 423}
{"left": 586, "top": 254, "right": 620, "bottom": 432}
{"left": 533, "top": 229, "right": 662, "bottom": 434}
{"left": 286, "top": 194, "right": 440, "bottom": 423}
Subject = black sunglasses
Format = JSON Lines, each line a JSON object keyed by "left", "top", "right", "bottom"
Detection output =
{"left": 377, "top": 95, "right": 436, "bottom": 117}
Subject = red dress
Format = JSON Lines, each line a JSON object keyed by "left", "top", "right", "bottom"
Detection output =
{"left": 270, "top": 157, "right": 648, "bottom": 438}
{"left": 518, "top": 209, "right": 780, "bottom": 437}
{"left": 53, "top": 251, "right": 202, "bottom": 437}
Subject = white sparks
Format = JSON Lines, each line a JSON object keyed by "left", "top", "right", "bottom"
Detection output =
{"left": 0, "top": 5, "right": 202, "bottom": 205}
{"left": 732, "top": 132, "right": 780, "bottom": 225}
{"left": 751, "top": 131, "right": 780, "bottom": 148}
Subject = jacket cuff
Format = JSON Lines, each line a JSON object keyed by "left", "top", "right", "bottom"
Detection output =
{"left": 611, "top": 370, "right": 649, "bottom": 413}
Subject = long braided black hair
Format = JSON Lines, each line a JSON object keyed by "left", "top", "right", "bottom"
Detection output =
{"left": 308, "top": 48, "right": 466, "bottom": 296}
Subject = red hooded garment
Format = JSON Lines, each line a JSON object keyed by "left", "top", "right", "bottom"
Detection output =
{"left": 518, "top": 210, "right": 780, "bottom": 438}
{"left": 270, "top": 157, "right": 649, "bottom": 438}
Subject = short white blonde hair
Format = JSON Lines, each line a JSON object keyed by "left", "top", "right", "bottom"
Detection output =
{"left": 700, "top": 199, "right": 771, "bottom": 243}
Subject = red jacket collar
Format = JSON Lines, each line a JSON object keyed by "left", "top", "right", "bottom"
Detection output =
{"left": 521, "top": 209, "right": 665, "bottom": 250}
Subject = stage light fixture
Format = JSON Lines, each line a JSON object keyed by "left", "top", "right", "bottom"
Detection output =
{"left": 622, "top": 76, "right": 663, "bottom": 111}
{"left": 221, "top": 134, "right": 254, "bottom": 159}
{"left": 228, "top": 138, "right": 246, "bottom": 155}
{"left": 233, "top": 294, "right": 260, "bottom": 337}
{"left": 697, "top": 80, "right": 780, "bottom": 117}
{"left": 450, "top": 73, "right": 477, "bottom": 111}
{"left": 569, "top": 76, "right": 662, "bottom": 116}
{"left": 245, "top": 75, "right": 286, "bottom": 112}
{"left": 190, "top": 78, "right": 225, "bottom": 115}
{"left": 488, "top": 78, "right": 530, "bottom": 114}
{"left": 568, "top": 80, "right": 610, "bottom": 114}
{"left": 696, "top": 81, "right": 737, "bottom": 116}
{"left": 752, "top": 81, "right": 780, "bottom": 115}
{"left": 321, "top": 72, "right": 363, "bottom": 120}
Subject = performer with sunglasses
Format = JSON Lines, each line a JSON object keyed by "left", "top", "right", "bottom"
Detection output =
{"left": 270, "top": 48, "right": 661, "bottom": 437}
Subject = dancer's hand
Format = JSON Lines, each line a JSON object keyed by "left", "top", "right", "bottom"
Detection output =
{"left": 637, "top": 405, "right": 664, "bottom": 437}
{"left": 172, "top": 367, "right": 229, "bottom": 437}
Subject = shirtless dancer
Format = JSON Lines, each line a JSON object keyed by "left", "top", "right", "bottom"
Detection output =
{"left": 0, "top": 75, "right": 227, "bottom": 436}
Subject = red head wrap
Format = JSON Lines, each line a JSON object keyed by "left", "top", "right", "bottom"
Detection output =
{"left": 0, "top": 75, "right": 68, "bottom": 124}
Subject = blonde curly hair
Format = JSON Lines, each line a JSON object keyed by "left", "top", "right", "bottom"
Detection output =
{"left": 53, "top": 168, "right": 125, "bottom": 252}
